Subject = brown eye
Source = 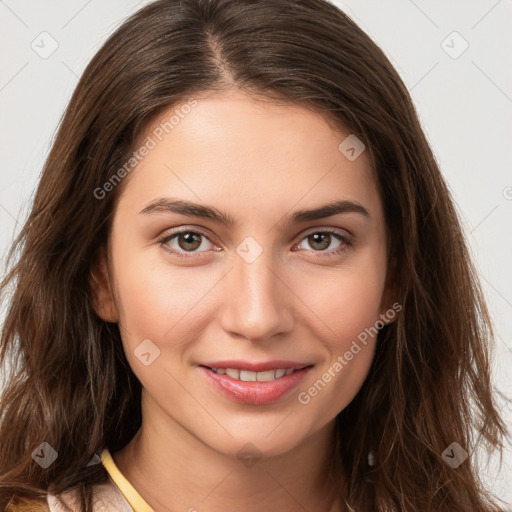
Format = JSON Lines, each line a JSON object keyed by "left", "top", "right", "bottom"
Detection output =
{"left": 158, "top": 229, "right": 216, "bottom": 258}
{"left": 177, "top": 232, "right": 202, "bottom": 251}
{"left": 295, "top": 229, "right": 353, "bottom": 258}
{"left": 306, "top": 233, "right": 332, "bottom": 251}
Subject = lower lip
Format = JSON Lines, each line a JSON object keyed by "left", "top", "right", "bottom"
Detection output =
{"left": 199, "top": 366, "right": 313, "bottom": 405}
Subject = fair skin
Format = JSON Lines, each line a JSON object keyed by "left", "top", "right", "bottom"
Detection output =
{"left": 91, "top": 89, "right": 395, "bottom": 512}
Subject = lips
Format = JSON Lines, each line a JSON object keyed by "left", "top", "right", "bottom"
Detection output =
{"left": 199, "top": 361, "right": 313, "bottom": 405}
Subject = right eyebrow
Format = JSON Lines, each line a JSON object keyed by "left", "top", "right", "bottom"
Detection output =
{"left": 139, "top": 198, "right": 236, "bottom": 226}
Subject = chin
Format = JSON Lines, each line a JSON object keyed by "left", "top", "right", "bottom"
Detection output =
{"left": 202, "top": 422, "right": 313, "bottom": 461}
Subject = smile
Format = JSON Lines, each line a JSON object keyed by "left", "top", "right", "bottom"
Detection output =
{"left": 208, "top": 367, "right": 296, "bottom": 381}
{"left": 199, "top": 365, "right": 313, "bottom": 405}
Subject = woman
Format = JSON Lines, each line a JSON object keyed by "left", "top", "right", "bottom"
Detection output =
{"left": 0, "top": 0, "right": 508, "bottom": 510}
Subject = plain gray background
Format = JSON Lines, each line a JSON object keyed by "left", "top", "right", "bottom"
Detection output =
{"left": 1, "top": 0, "right": 511, "bottom": 505}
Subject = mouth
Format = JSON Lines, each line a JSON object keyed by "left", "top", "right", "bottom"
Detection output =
{"left": 201, "top": 365, "right": 311, "bottom": 382}
{"left": 198, "top": 362, "right": 314, "bottom": 405}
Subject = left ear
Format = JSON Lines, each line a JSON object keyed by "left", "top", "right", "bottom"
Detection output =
{"left": 89, "top": 245, "right": 119, "bottom": 323}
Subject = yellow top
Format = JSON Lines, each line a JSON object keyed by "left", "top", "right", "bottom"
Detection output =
{"left": 100, "top": 448, "right": 156, "bottom": 512}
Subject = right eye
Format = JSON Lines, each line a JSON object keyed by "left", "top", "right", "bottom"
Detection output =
{"left": 157, "top": 229, "right": 218, "bottom": 258}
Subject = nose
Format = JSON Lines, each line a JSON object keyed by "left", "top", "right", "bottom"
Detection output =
{"left": 219, "top": 246, "right": 295, "bottom": 343}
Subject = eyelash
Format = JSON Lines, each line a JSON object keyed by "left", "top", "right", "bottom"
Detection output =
{"left": 157, "top": 228, "right": 353, "bottom": 259}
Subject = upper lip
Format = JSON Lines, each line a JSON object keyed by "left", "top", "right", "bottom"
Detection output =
{"left": 200, "top": 360, "right": 313, "bottom": 372}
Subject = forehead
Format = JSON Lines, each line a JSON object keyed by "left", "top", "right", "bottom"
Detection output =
{"left": 116, "top": 91, "right": 382, "bottom": 222}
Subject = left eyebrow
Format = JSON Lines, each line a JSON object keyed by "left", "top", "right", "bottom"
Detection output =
{"left": 286, "top": 199, "right": 370, "bottom": 223}
{"left": 138, "top": 197, "right": 370, "bottom": 226}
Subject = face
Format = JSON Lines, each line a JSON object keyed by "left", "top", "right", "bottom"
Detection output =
{"left": 92, "top": 90, "right": 394, "bottom": 459}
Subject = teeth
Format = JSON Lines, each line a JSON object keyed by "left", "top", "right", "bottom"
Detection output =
{"left": 240, "top": 370, "right": 257, "bottom": 381}
{"left": 210, "top": 367, "right": 297, "bottom": 381}
{"left": 256, "top": 370, "right": 277, "bottom": 381}
{"left": 225, "top": 368, "right": 240, "bottom": 379}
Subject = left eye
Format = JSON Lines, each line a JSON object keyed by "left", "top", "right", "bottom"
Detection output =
{"left": 294, "top": 230, "right": 351, "bottom": 255}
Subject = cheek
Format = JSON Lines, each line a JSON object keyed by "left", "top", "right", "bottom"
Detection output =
{"left": 294, "top": 261, "right": 384, "bottom": 412}
{"left": 298, "top": 293, "right": 379, "bottom": 419}
{"left": 110, "top": 257, "right": 211, "bottom": 392}
{"left": 111, "top": 247, "right": 219, "bottom": 349}
{"left": 308, "top": 272, "right": 380, "bottom": 372}
{"left": 298, "top": 259, "right": 386, "bottom": 338}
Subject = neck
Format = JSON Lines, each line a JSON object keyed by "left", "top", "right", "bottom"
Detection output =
{"left": 112, "top": 393, "right": 346, "bottom": 512}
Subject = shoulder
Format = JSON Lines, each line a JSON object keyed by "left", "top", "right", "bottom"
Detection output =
{"left": 46, "top": 478, "right": 134, "bottom": 512}
{"left": 46, "top": 486, "right": 81, "bottom": 511}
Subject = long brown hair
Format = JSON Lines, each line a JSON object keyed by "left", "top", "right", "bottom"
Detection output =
{"left": 1, "top": 0, "right": 509, "bottom": 510}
